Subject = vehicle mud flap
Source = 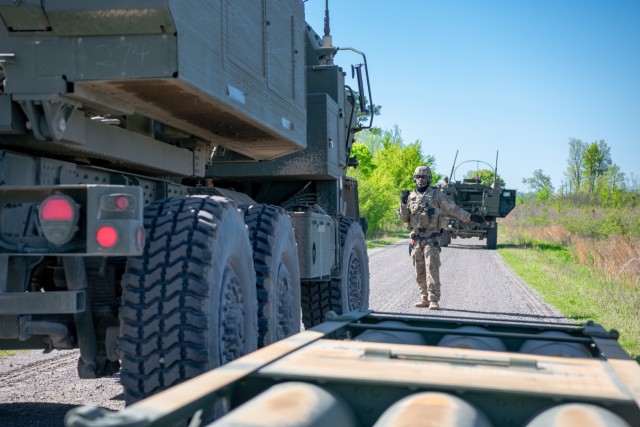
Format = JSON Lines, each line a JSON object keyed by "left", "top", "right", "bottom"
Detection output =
{"left": 119, "top": 196, "right": 257, "bottom": 405}
{"left": 486, "top": 222, "right": 498, "bottom": 250}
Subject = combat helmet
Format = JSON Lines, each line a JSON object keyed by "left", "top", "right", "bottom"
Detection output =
{"left": 413, "top": 165, "right": 432, "bottom": 187}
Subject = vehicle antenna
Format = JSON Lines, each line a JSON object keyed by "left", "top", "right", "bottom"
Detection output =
{"left": 449, "top": 150, "right": 458, "bottom": 181}
{"left": 494, "top": 151, "right": 499, "bottom": 186}
{"left": 319, "top": 0, "right": 337, "bottom": 63}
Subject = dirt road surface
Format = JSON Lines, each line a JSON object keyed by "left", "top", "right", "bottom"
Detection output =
{"left": 0, "top": 238, "right": 566, "bottom": 427}
{"left": 368, "top": 238, "right": 565, "bottom": 322}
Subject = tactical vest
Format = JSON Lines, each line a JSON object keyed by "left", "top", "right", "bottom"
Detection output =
{"left": 408, "top": 190, "right": 442, "bottom": 231}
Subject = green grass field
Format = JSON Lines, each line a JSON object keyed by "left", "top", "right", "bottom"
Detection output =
{"left": 498, "top": 237, "right": 640, "bottom": 361}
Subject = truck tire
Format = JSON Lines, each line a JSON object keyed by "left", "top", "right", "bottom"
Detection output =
{"left": 301, "top": 217, "right": 369, "bottom": 328}
{"left": 245, "top": 204, "right": 301, "bottom": 348}
{"left": 486, "top": 222, "right": 498, "bottom": 250}
{"left": 119, "top": 196, "right": 257, "bottom": 405}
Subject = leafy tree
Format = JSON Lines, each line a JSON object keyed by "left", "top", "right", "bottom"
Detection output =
{"left": 582, "top": 140, "right": 612, "bottom": 193}
{"left": 349, "top": 126, "right": 432, "bottom": 234}
{"left": 597, "top": 164, "right": 627, "bottom": 207}
{"left": 565, "top": 138, "right": 586, "bottom": 194}
{"left": 522, "top": 169, "right": 554, "bottom": 200}
{"left": 350, "top": 143, "right": 374, "bottom": 176}
{"left": 462, "top": 169, "right": 506, "bottom": 187}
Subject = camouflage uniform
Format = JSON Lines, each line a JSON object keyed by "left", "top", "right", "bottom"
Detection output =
{"left": 398, "top": 173, "right": 473, "bottom": 307}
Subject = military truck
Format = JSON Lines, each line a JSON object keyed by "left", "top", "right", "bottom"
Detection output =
{"left": 0, "top": 0, "right": 371, "bottom": 404}
{"left": 65, "top": 310, "right": 640, "bottom": 427}
{"left": 438, "top": 153, "right": 516, "bottom": 249}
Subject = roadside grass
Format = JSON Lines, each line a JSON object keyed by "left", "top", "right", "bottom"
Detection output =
{"left": 0, "top": 350, "right": 17, "bottom": 358}
{"left": 367, "top": 230, "right": 406, "bottom": 249}
{"left": 498, "top": 231, "right": 640, "bottom": 361}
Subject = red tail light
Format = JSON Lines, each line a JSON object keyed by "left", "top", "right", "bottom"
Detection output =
{"left": 96, "top": 225, "right": 118, "bottom": 248}
{"left": 41, "top": 197, "right": 74, "bottom": 221}
{"left": 115, "top": 196, "right": 130, "bottom": 210}
{"left": 39, "top": 194, "right": 79, "bottom": 245}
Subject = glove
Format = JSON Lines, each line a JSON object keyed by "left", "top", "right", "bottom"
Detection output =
{"left": 401, "top": 190, "right": 410, "bottom": 204}
{"left": 469, "top": 214, "right": 484, "bottom": 224}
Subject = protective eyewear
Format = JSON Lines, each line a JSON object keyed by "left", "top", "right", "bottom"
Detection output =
{"left": 415, "top": 175, "right": 428, "bottom": 179}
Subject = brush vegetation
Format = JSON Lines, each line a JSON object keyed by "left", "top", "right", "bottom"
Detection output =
{"left": 498, "top": 197, "right": 639, "bottom": 360}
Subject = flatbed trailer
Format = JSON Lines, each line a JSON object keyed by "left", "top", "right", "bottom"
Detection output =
{"left": 65, "top": 311, "right": 640, "bottom": 427}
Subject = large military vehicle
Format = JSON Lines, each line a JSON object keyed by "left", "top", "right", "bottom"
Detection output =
{"left": 66, "top": 310, "right": 640, "bottom": 427}
{"left": 438, "top": 153, "right": 516, "bottom": 249}
{"left": 0, "top": 0, "right": 371, "bottom": 404}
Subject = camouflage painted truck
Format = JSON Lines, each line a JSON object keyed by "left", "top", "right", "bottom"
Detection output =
{"left": 438, "top": 154, "right": 516, "bottom": 250}
{"left": 65, "top": 310, "right": 640, "bottom": 427}
{"left": 0, "top": 0, "right": 371, "bottom": 403}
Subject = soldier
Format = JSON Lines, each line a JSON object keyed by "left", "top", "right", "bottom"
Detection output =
{"left": 398, "top": 166, "right": 484, "bottom": 309}
{"left": 437, "top": 176, "right": 449, "bottom": 189}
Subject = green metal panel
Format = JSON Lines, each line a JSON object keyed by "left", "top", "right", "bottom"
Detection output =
{"left": 0, "top": 0, "right": 50, "bottom": 31}
{"left": 307, "top": 65, "right": 343, "bottom": 107}
{"left": 44, "top": 1, "right": 176, "bottom": 36}
{"left": 0, "top": 0, "right": 307, "bottom": 161}
{"left": 290, "top": 212, "right": 335, "bottom": 280}
{"left": 208, "top": 94, "right": 340, "bottom": 180}
{"left": 316, "top": 180, "right": 342, "bottom": 217}
{"left": 0, "top": 95, "right": 25, "bottom": 134}
{"left": 499, "top": 189, "right": 516, "bottom": 217}
{"left": 0, "top": 290, "right": 86, "bottom": 314}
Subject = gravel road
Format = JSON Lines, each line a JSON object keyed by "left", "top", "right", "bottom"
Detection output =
{"left": 368, "top": 237, "right": 566, "bottom": 322}
{"left": 0, "top": 238, "right": 566, "bottom": 427}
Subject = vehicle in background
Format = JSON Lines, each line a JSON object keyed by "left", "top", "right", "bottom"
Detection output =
{"left": 438, "top": 152, "right": 516, "bottom": 249}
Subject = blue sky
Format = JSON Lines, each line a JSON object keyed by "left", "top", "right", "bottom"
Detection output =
{"left": 304, "top": 0, "right": 640, "bottom": 192}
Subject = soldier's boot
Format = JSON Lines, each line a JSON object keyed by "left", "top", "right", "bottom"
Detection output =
{"left": 428, "top": 301, "right": 439, "bottom": 310}
{"left": 415, "top": 300, "right": 429, "bottom": 308}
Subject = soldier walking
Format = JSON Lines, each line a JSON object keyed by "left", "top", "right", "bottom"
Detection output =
{"left": 398, "top": 166, "right": 484, "bottom": 309}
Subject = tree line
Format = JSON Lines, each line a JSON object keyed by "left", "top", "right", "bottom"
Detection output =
{"left": 521, "top": 138, "right": 637, "bottom": 207}
{"left": 349, "top": 128, "right": 637, "bottom": 235}
{"left": 348, "top": 127, "right": 433, "bottom": 235}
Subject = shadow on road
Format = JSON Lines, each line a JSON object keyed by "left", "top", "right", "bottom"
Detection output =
{"left": 376, "top": 309, "right": 573, "bottom": 326}
{"left": 439, "top": 307, "right": 569, "bottom": 321}
{"left": 0, "top": 402, "right": 79, "bottom": 427}
{"left": 446, "top": 243, "right": 487, "bottom": 250}
{"left": 0, "top": 395, "right": 124, "bottom": 427}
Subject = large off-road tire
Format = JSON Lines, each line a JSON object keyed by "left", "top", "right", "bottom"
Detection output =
{"left": 119, "top": 196, "right": 257, "bottom": 405}
{"left": 245, "top": 204, "right": 301, "bottom": 348}
{"left": 301, "top": 217, "right": 369, "bottom": 328}
{"left": 486, "top": 222, "right": 498, "bottom": 250}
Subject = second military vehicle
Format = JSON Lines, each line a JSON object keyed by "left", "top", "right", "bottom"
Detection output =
{"left": 438, "top": 152, "right": 516, "bottom": 249}
{"left": 0, "top": 0, "right": 370, "bottom": 404}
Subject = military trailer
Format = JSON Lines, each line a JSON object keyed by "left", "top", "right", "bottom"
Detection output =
{"left": 65, "top": 310, "right": 640, "bottom": 427}
{"left": 438, "top": 154, "right": 516, "bottom": 250}
{"left": 0, "top": 0, "right": 371, "bottom": 404}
